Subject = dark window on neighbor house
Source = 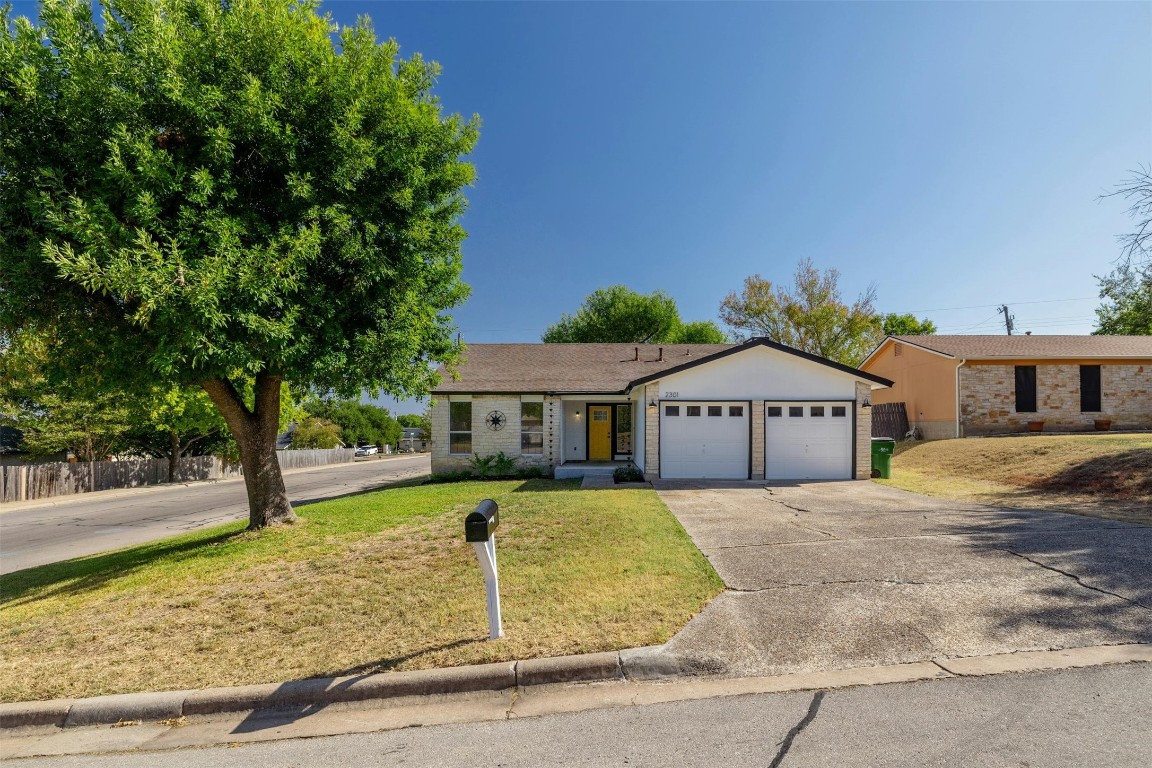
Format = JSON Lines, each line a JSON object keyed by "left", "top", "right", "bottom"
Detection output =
{"left": 665, "top": 405, "right": 679, "bottom": 417}
{"left": 810, "top": 406, "right": 825, "bottom": 417}
{"left": 449, "top": 401, "right": 472, "bottom": 454}
{"left": 729, "top": 406, "right": 744, "bottom": 417}
{"left": 789, "top": 406, "right": 804, "bottom": 417}
{"left": 767, "top": 407, "right": 782, "bottom": 417}
{"left": 831, "top": 406, "right": 847, "bottom": 417}
{"left": 708, "top": 406, "right": 722, "bottom": 417}
{"left": 1080, "top": 365, "right": 1101, "bottom": 412}
{"left": 1015, "top": 366, "right": 1037, "bottom": 413}
{"left": 687, "top": 406, "right": 701, "bottom": 417}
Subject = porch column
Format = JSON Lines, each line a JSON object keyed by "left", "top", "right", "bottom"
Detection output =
{"left": 644, "top": 382, "right": 660, "bottom": 478}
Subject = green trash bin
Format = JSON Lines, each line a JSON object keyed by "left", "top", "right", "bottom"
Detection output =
{"left": 871, "top": 438, "right": 896, "bottom": 479}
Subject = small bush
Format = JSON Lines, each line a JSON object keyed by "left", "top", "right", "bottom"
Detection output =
{"left": 613, "top": 465, "right": 646, "bottom": 483}
{"left": 427, "top": 471, "right": 475, "bottom": 484}
{"left": 469, "top": 451, "right": 518, "bottom": 478}
{"left": 428, "top": 460, "right": 551, "bottom": 484}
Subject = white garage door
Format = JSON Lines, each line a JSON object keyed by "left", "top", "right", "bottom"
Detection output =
{"left": 660, "top": 402, "right": 749, "bottom": 479}
{"left": 765, "top": 402, "right": 852, "bottom": 480}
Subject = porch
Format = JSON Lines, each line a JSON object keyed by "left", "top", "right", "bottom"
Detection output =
{"left": 554, "top": 460, "right": 635, "bottom": 480}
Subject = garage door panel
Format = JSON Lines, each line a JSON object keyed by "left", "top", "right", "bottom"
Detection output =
{"left": 765, "top": 401, "right": 852, "bottom": 480}
{"left": 661, "top": 402, "right": 749, "bottom": 480}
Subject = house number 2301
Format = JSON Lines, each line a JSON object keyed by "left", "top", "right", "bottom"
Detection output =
{"left": 663, "top": 391, "right": 679, "bottom": 398}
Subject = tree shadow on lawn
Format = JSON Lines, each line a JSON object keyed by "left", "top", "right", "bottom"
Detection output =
{"left": 943, "top": 507, "right": 1152, "bottom": 641}
{"left": 0, "top": 529, "right": 245, "bottom": 608}
{"left": 1030, "top": 449, "right": 1152, "bottom": 501}
{"left": 228, "top": 637, "right": 488, "bottom": 734}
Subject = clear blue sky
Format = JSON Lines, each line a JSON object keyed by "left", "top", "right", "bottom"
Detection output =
{"left": 11, "top": 1, "right": 1150, "bottom": 413}
{"left": 312, "top": 0, "right": 1148, "bottom": 348}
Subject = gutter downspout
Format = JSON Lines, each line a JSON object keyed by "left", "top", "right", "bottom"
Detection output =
{"left": 955, "top": 359, "right": 966, "bottom": 438}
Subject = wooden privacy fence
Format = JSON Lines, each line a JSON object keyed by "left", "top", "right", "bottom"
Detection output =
{"left": 0, "top": 449, "right": 355, "bottom": 504}
{"left": 871, "top": 402, "right": 910, "bottom": 440}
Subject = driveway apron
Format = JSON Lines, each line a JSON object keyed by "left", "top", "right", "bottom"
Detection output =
{"left": 655, "top": 480, "right": 1152, "bottom": 678}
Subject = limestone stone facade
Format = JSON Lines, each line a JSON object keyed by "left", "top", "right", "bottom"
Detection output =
{"left": 430, "top": 395, "right": 561, "bottom": 474}
{"left": 750, "top": 400, "right": 766, "bottom": 480}
{"left": 644, "top": 382, "right": 660, "bottom": 477}
{"left": 960, "top": 363, "right": 1152, "bottom": 435}
{"left": 855, "top": 381, "right": 873, "bottom": 479}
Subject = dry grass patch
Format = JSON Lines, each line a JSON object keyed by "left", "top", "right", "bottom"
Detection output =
{"left": 878, "top": 433, "right": 1152, "bottom": 524}
{"left": 0, "top": 480, "right": 723, "bottom": 703}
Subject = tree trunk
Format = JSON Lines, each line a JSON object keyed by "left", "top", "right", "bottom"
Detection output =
{"left": 167, "top": 430, "right": 180, "bottom": 483}
{"left": 201, "top": 373, "right": 296, "bottom": 529}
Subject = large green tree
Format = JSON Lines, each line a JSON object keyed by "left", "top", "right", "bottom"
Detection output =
{"left": 719, "top": 260, "right": 881, "bottom": 366}
{"left": 1094, "top": 263, "right": 1152, "bottom": 335}
{"left": 1, "top": 0, "right": 477, "bottom": 527}
{"left": 542, "top": 285, "right": 727, "bottom": 344}
{"left": 304, "top": 399, "right": 401, "bottom": 449}
{"left": 881, "top": 313, "right": 937, "bottom": 336}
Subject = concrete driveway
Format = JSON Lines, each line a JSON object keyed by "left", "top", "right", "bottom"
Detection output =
{"left": 654, "top": 480, "right": 1152, "bottom": 677}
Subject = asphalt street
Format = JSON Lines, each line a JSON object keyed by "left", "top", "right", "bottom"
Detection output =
{"left": 7, "top": 664, "right": 1149, "bottom": 767}
{"left": 0, "top": 454, "right": 431, "bottom": 574}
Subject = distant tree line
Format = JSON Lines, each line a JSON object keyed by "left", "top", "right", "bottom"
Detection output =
{"left": 542, "top": 263, "right": 937, "bottom": 367}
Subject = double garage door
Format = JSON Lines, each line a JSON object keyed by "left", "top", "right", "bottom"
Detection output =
{"left": 660, "top": 400, "right": 852, "bottom": 480}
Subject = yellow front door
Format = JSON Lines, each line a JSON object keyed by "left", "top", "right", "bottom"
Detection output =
{"left": 589, "top": 406, "right": 612, "bottom": 460}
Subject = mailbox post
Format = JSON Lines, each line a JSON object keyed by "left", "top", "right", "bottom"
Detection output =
{"left": 465, "top": 499, "right": 503, "bottom": 639}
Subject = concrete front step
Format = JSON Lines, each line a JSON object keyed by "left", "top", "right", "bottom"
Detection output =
{"left": 554, "top": 464, "right": 628, "bottom": 480}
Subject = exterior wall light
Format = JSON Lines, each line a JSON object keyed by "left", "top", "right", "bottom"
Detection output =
{"left": 862, "top": 398, "right": 872, "bottom": 408}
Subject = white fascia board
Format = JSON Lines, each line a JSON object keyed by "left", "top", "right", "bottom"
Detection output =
{"left": 862, "top": 337, "right": 958, "bottom": 366}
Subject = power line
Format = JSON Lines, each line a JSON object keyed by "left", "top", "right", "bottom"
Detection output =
{"left": 897, "top": 296, "right": 1097, "bottom": 314}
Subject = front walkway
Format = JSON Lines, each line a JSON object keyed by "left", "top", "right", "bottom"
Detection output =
{"left": 654, "top": 480, "right": 1152, "bottom": 677}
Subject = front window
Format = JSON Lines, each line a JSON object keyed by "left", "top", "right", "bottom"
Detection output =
{"left": 1080, "top": 365, "right": 1101, "bottom": 412}
{"left": 450, "top": 401, "right": 472, "bottom": 455}
{"left": 521, "top": 401, "right": 544, "bottom": 455}
{"left": 1015, "top": 366, "right": 1037, "bottom": 413}
{"left": 615, "top": 404, "right": 632, "bottom": 453}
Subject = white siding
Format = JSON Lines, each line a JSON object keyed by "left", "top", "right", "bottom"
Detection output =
{"left": 659, "top": 345, "right": 856, "bottom": 401}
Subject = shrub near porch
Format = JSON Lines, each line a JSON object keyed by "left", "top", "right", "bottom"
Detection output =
{"left": 0, "top": 481, "right": 722, "bottom": 703}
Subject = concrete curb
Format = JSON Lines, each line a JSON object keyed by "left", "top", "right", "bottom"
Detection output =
{"left": 0, "top": 647, "right": 686, "bottom": 731}
{"left": 4, "top": 643, "right": 1149, "bottom": 732}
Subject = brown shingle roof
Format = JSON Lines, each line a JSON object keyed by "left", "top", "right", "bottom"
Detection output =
{"left": 432, "top": 343, "right": 734, "bottom": 394}
{"left": 433, "top": 339, "right": 894, "bottom": 394}
{"left": 891, "top": 335, "right": 1152, "bottom": 359}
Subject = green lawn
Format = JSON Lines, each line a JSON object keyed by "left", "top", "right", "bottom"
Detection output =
{"left": 877, "top": 433, "right": 1152, "bottom": 524}
{"left": 0, "top": 480, "right": 722, "bottom": 703}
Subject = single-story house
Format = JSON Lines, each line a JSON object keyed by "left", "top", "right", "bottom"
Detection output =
{"left": 859, "top": 335, "right": 1152, "bottom": 439}
{"left": 430, "top": 338, "right": 892, "bottom": 481}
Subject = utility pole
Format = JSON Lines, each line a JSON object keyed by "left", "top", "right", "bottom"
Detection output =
{"left": 998, "top": 305, "right": 1015, "bottom": 336}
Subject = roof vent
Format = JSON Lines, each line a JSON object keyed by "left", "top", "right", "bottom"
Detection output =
{"left": 657, "top": 347, "right": 663, "bottom": 362}
{"left": 634, "top": 346, "right": 639, "bottom": 361}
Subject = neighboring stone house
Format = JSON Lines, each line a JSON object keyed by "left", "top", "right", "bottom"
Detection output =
{"left": 860, "top": 335, "right": 1152, "bottom": 438}
{"left": 429, "top": 338, "right": 891, "bottom": 481}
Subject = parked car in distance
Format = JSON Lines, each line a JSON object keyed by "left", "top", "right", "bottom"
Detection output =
{"left": 355, "top": 444, "right": 379, "bottom": 457}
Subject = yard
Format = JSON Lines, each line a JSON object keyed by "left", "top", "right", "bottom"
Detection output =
{"left": 878, "top": 433, "right": 1152, "bottom": 524}
{"left": 0, "top": 480, "right": 723, "bottom": 703}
